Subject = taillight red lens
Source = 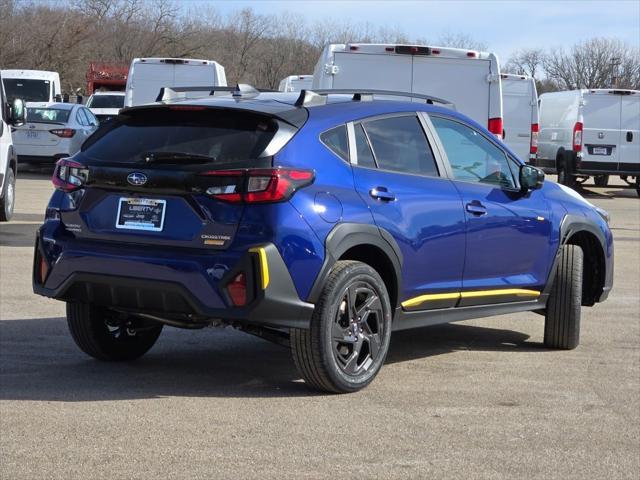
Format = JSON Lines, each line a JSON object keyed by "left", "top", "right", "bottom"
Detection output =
{"left": 488, "top": 118, "right": 503, "bottom": 139}
{"left": 227, "top": 272, "right": 247, "bottom": 306}
{"left": 530, "top": 123, "right": 539, "bottom": 154}
{"left": 52, "top": 158, "right": 89, "bottom": 192}
{"left": 39, "top": 256, "right": 49, "bottom": 284}
{"left": 199, "top": 168, "right": 314, "bottom": 204}
{"left": 49, "top": 128, "right": 76, "bottom": 138}
{"left": 573, "top": 122, "right": 583, "bottom": 152}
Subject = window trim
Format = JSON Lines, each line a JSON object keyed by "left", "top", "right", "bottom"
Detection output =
{"left": 427, "top": 113, "right": 520, "bottom": 191}
{"left": 347, "top": 112, "right": 442, "bottom": 179}
{"left": 319, "top": 124, "right": 350, "bottom": 163}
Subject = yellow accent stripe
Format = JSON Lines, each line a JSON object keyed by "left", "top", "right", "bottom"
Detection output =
{"left": 401, "top": 288, "right": 540, "bottom": 309}
{"left": 249, "top": 247, "right": 270, "bottom": 289}
{"left": 401, "top": 292, "right": 461, "bottom": 308}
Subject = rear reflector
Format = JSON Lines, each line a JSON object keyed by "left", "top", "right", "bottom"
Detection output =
{"left": 39, "top": 256, "right": 49, "bottom": 284}
{"left": 573, "top": 122, "right": 583, "bottom": 152}
{"left": 49, "top": 128, "right": 76, "bottom": 138}
{"left": 227, "top": 272, "right": 247, "bottom": 306}
{"left": 530, "top": 123, "right": 539, "bottom": 154}
{"left": 488, "top": 118, "right": 503, "bottom": 139}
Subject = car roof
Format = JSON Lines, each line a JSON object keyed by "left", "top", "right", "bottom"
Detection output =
{"left": 28, "top": 102, "right": 77, "bottom": 110}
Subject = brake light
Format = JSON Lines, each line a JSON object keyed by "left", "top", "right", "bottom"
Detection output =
{"left": 227, "top": 272, "right": 247, "bottom": 306}
{"left": 467, "top": 51, "right": 477, "bottom": 58}
{"left": 573, "top": 122, "right": 583, "bottom": 152}
{"left": 530, "top": 123, "right": 539, "bottom": 154}
{"left": 52, "top": 158, "right": 89, "bottom": 192}
{"left": 488, "top": 118, "right": 503, "bottom": 139}
{"left": 199, "top": 168, "right": 314, "bottom": 204}
{"left": 49, "top": 128, "right": 76, "bottom": 138}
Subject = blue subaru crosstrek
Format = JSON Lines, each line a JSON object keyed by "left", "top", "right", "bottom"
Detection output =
{"left": 33, "top": 87, "right": 614, "bottom": 393}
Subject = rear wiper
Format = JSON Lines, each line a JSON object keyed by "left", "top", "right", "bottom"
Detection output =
{"left": 141, "top": 151, "right": 216, "bottom": 164}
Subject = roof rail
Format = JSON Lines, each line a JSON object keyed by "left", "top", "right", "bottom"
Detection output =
{"left": 156, "top": 83, "right": 264, "bottom": 102}
{"left": 294, "top": 89, "right": 455, "bottom": 109}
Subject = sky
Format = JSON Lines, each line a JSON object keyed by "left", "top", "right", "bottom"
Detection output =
{"left": 183, "top": 0, "right": 640, "bottom": 63}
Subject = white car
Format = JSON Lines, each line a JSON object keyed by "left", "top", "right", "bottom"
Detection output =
{"left": 86, "top": 91, "right": 125, "bottom": 123}
{"left": 13, "top": 103, "right": 99, "bottom": 164}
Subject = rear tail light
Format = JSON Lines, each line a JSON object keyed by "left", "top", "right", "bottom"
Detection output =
{"left": 52, "top": 158, "right": 89, "bottom": 192}
{"left": 227, "top": 272, "right": 247, "bottom": 306}
{"left": 572, "top": 122, "right": 583, "bottom": 152}
{"left": 466, "top": 51, "right": 477, "bottom": 58}
{"left": 488, "top": 118, "right": 503, "bottom": 139}
{"left": 199, "top": 168, "right": 314, "bottom": 204}
{"left": 49, "top": 128, "right": 76, "bottom": 138}
{"left": 530, "top": 123, "right": 539, "bottom": 155}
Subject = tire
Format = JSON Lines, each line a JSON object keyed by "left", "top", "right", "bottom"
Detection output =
{"left": 544, "top": 244, "right": 583, "bottom": 350}
{"left": 67, "top": 303, "right": 163, "bottom": 361}
{"left": 0, "top": 167, "right": 15, "bottom": 221}
{"left": 594, "top": 175, "right": 609, "bottom": 187}
{"left": 557, "top": 152, "right": 576, "bottom": 189}
{"left": 290, "top": 260, "right": 392, "bottom": 393}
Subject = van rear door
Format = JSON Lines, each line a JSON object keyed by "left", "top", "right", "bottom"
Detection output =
{"left": 332, "top": 52, "right": 413, "bottom": 92}
{"left": 502, "top": 77, "right": 534, "bottom": 161}
{"left": 582, "top": 93, "right": 621, "bottom": 170}
{"left": 411, "top": 57, "right": 491, "bottom": 126}
{"left": 618, "top": 93, "right": 640, "bottom": 173}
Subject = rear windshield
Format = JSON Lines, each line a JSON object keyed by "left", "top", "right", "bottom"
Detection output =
{"left": 86, "top": 95, "right": 124, "bottom": 109}
{"left": 27, "top": 107, "right": 71, "bottom": 123}
{"left": 3, "top": 78, "right": 51, "bottom": 103}
{"left": 81, "top": 108, "right": 280, "bottom": 165}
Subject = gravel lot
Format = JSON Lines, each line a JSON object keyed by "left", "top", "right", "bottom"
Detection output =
{"left": 1, "top": 170, "right": 638, "bottom": 479}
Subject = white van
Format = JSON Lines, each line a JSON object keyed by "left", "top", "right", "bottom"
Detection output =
{"left": 278, "top": 75, "right": 313, "bottom": 92}
{"left": 1, "top": 70, "right": 62, "bottom": 105}
{"left": 0, "top": 71, "right": 26, "bottom": 221}
{"left": 313, "top": 43, "right": 503, "bottom": 137}
{"left": 124, "top": 58, "right": 227, "bottom": 107}
{"left": 536, "top": 89, "right": 639, "bottom": 193}
{"left": 501, "top": 74, "right": 539, "bottom": 162}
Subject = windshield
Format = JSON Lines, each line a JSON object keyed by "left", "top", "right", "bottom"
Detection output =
{"left": 27, "top": 108, "right": 71, "bottom": 124}
{"left": 86, "top": 95, "right": 124, "bottom": 109}
{"left": 81, "top": 108, "right": 280, "bottom": 165}
{"left": 3, "top": 78, "right": 51, "bottom": 103}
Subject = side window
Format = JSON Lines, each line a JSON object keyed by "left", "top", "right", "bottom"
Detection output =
{"left": 320, "top": 125, "right": 349, "bottom": 162}
{"left": 363, "top": 115, "right": 438, "bottom": 176}
{"left": 430, "top": 116, "right": 516, "bottom": 189}
{"left": 76, "top": 109, "right": 88, "bottom": 126}
{"left": 85, "top": 108, "right": 98, "bottom": 126}
{"left": 353, "top": 124, "right": 376, "bottom": 168}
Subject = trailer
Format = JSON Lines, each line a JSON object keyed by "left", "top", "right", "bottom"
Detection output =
{"left": 86, "top": 62, "right": 128, "bottom": 95}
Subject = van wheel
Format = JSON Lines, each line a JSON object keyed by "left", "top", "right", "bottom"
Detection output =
{"left": 67, "top": 303, "right": 163, "bottom": 361}
{"left": 544, "top": 245, "right": 583, "bottom": 350}
{"left": 0, "top": 168, "right": 16, "bottom": 221}
{"left": 290, "top": 261, "right": 392, "bottom": 393}
{"left": 594, "top": 175, "right": 609, "bottom": 187}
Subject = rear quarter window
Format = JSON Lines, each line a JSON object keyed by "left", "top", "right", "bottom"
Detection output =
{"left": 320, "top": 125, "right": 349, "bottom": 162}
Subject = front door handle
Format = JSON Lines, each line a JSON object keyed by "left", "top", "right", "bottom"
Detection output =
{"left": 627, "top": 131, "right": 633, "bottom": 142}
{"left": 369, "top": 186, "right": 396, "bottom": 202}
{"left": 465, "top": 201, "right": 487, "bottom": 216}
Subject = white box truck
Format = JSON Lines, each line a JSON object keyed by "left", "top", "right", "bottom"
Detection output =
{"left": 501, "top": 73, "right": 539, "bottom": 162}
{"left": 312, "top": 43, "right": 503, "bottom": 137}
{"left": 0, "top": 71, "right": 26, "bottom": 221}
{"left": 536, "top": 89, "right": 639, "bottom": 194}
{"left": 124, "top": 58, "right": 227, "bottom": 107}
{"left": 1, "top": 70, "right": 62, "bottom": 105}
{"left": 278, "top": 75, "right": 313, "bottom": 92}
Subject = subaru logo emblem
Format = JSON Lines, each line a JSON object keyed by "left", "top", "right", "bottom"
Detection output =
{"left": 127, "top": 172, "right": 147, "bottom": 186}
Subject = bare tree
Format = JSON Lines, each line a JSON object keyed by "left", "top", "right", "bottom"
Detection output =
{"left": 504, "top": 48, "right": 545, "bottom": 79}
{"left": 437, "top": 31, "right": 487, "bottom": 51}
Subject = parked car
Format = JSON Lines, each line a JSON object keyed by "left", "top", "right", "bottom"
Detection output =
{"left": 501, "top": 73, "right": 539, "bottom": 162}
{"left": 86, "top": 91, "right": 125, "bottom": 123}
{"left": 33, "top": 88, "right": 613, "bottom": 393}
{"left": 0, "top": 71, "right": 26, "bottom": 221}
{"left": 312, "top": 43, "right": 503, "bottom": 137}
{"left": 124, "top": 58, "right": 227, "bottom": 107}
{"left": 278, "top": 75, "right": 313, "bottom": 92}
{"left": 535, "top": 89, "right": 640, "bottom": 194}
{"left": 1, "top": 69, "right": 62, "bottom": 105}
{"left": 13, "top": 103, "right": 98, "bottom": 164}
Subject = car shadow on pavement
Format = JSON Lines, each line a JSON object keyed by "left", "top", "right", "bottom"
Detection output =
{"left": 0, "top": 316, "right": 545, "bottom": 401}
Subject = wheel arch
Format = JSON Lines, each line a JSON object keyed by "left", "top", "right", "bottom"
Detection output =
{"left": 306, "top": 223, "right": 402, "bottom": 310}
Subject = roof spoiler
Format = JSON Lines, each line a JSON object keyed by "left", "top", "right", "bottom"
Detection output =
{"left": 294, "top": 89, "right": 456, "bottom": 109}
{"left": 156, "top": 84, "right": 263, "bottom": 102}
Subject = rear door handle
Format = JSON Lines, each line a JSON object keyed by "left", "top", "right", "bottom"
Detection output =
{"left": 369, "top": 187, "right": 396, "bottom": 202}
{"left": 465, "top": 201, "right": 487, "bottom": 216}
{"left": 627, "top": 131, "right": 633, "bottom": 142}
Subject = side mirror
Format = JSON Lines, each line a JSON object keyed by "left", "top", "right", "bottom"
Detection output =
{"left": 9, "top": 98, "right": 26, "bottom": 126}
{"left": 519, "top": 164, "right": 544, "bottom": 192}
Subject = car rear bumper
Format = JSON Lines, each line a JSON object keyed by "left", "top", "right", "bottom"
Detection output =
{"left": 528, "top": 157, "right": 556, "bottom": 173}
{"left": 575, "top": 161, "right": 640, "bottom": 176}
{"left": 33, "top": 230, "right": 314, "bottom": 329}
